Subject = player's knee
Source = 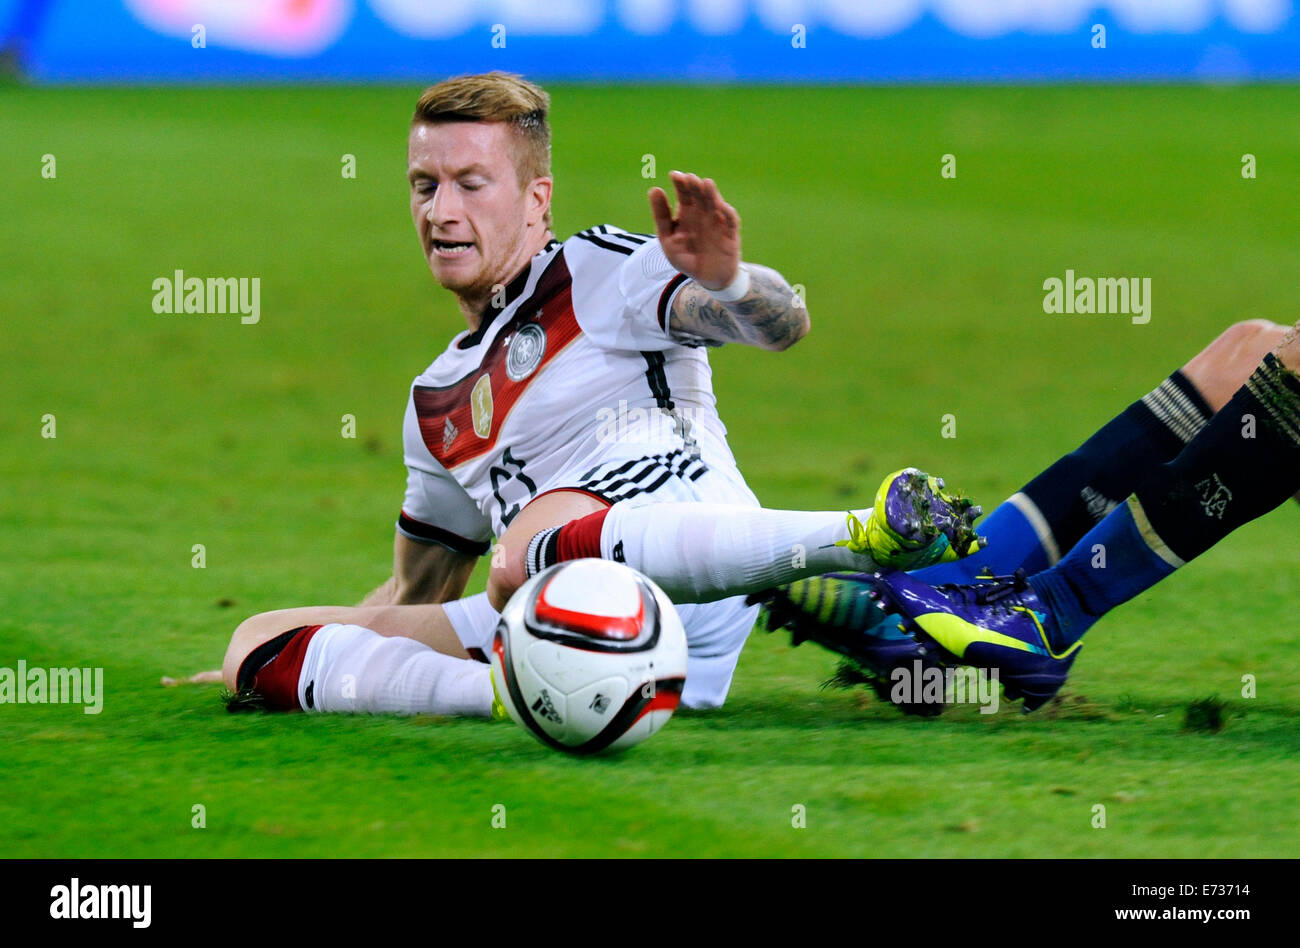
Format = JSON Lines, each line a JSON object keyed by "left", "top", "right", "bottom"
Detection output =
{"left": 221, "top": 609, "right": 305, "bottom": 692}
{"left": 1219, "top": 319, "right": 1287, "bottom": 356}
{"left": 1277, "top": 326, "right": 1300, "bottom": 372}
{"left": 486, "top": 549, "right": 526, "bottom": 612}
{"left": 222, "top": 614, "right": 268, "bottom": 692}
{"left": 1185, "top": 319, "right": 1290, "bottom": 411}
{"left": 487, "top": 493, "right": 612, "bottom": 610}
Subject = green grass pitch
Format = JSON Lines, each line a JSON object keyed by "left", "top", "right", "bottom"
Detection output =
{"left": 2, "top": 82, "right": 1298, "bottom": 857}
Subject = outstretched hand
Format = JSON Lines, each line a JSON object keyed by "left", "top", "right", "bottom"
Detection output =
{"left": 648, "top": 171, "right": 742, "bottom": 291}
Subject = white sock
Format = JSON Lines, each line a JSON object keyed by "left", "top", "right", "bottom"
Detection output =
{"left": 302, "top": 623, "right": 493, "bottom": 717}
{"left": 599, "top": 502, "right": 877, "bottom": 603}
{"left": 442, "top": 591, "right": 501, "bottom": 654}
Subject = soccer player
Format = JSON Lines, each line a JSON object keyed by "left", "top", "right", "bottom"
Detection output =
{"left": 758, "top": 318, "right": 1300, "bottom": 712}
{"left": 220, "top": 72, "right": 983, "bottom": 719}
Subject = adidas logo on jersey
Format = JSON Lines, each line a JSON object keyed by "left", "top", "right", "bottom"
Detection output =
{"left": 442, "top": 417, "right": 458, "bottom": 453}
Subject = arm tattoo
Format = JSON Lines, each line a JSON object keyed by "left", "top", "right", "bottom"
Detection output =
{"left": 668, "top": 263, "right": 810, "bottom": 351}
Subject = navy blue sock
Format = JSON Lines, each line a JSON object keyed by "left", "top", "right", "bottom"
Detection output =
{"left": 913, "top": 370, "right": 1211, "bottom": 586}
{"left": 911, "top": 499, "right": 1049, "bottom": 584}
{"left": 1017, "top": 369, "right": 1212, "bottom": 562}
{"left": 1029, "top": 499, "right": 1179, "bottom": 647}
{"left": 1030, "top": 353, "right": 1300, "bottom": 648}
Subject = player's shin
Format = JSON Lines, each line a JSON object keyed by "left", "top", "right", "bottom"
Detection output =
{"left": 440, "top": 591, "right": 501, "bottom": 660}
{"left": 1030, "top": 352, "right": 1300, "bottom": 649}
{"left": 914, "top": 370, "right": 1213, "bottom": 589}
{"left": 529, "top": 503, "right": 877, "bottom": 604}
{"left": 303, "top": 624, "right": 495, "bottom": 716}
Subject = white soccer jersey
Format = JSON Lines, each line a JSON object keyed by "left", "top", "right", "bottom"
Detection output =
{"left": 397, "top": 225, "right": 759, "bottom": 554}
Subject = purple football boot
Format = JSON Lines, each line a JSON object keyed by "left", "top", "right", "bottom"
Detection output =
{"left": 863, "top": 569, "right": 1083, "bottom": 712}
{"left": 748, "top": 572, "right": 948, "bottom": 717}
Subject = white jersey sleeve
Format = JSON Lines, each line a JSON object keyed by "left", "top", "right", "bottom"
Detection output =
{"left": 567, "top": 226, "right": 694, "bottom": 352}
{"left": 398, "top": 392, "right": 494, "bottom": 555}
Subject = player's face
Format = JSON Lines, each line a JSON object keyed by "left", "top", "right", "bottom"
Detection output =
{"left": 407, "top": 121, "right": 540, "bottom": 302}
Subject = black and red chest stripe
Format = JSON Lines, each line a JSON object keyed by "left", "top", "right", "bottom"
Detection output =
{"left": 414, "top": 251, "right": 581, "bottom": 468}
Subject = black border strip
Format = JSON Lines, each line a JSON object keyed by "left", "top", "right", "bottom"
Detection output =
{"left": 397, "top": 512, "right": 491, "bottom": 556}
{"left": 641, "top": 351, "right": 675, "bottom": 411}
{"left": 657, "top": 273, "right": 689, "bottom": 333}
{"left": 575, "top": 231, "right": 634, "bottom": 255}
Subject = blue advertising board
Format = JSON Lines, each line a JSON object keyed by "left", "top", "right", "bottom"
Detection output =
{"left": 3, "top": 0, "right": 1299, "bottom": 82}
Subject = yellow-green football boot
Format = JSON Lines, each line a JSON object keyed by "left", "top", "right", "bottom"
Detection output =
{"left": 839, "top": 467, "right": 986, "bottom": 570}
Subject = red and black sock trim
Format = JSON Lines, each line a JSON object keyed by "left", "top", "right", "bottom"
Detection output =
{"left": 235, "top": 625, "right": 321, "bottom": 712}
{"left": 524, "top": 508, "right": 611, "bottom": 578}
{"left": 525, "top": 526, "right": 563, "bottom": 578}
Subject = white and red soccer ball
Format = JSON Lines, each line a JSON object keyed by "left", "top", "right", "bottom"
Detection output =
{"left": 490, "top": 559, "right": 688, "bottom": 755}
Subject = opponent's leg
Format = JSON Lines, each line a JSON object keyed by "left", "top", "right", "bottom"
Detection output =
{"left": 912, "top": 319, "right": 1288, "bottom": 585}
{"left": 1183, "top": 318, "right": 1293, "bottom": 412}
{"left": 866, "top": 323, "right": 1300, "bottom": 709}
{"left": 753, "top": 321, "right": 1290, "bottom": 660}
{"left": 1030, "top": 323, "right": 1300, "bottom": 648}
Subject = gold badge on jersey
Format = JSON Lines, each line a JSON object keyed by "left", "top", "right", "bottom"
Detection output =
{"left": 470, "top": 373, "right": 493, "bottom": 438}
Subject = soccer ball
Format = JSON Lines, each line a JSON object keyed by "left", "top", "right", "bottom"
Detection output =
{"left": 490, "top": 558, "right": 688, "bottom": 755}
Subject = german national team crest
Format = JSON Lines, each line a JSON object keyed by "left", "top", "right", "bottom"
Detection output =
{"left": 1196, "top": 473, "right": 1232, "bottom": 520}
{"left": 506, "top": 322, "right": 547, "bottom": 382}
{"left": 471, "top": 373, "right": 493, "bottom": 439}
